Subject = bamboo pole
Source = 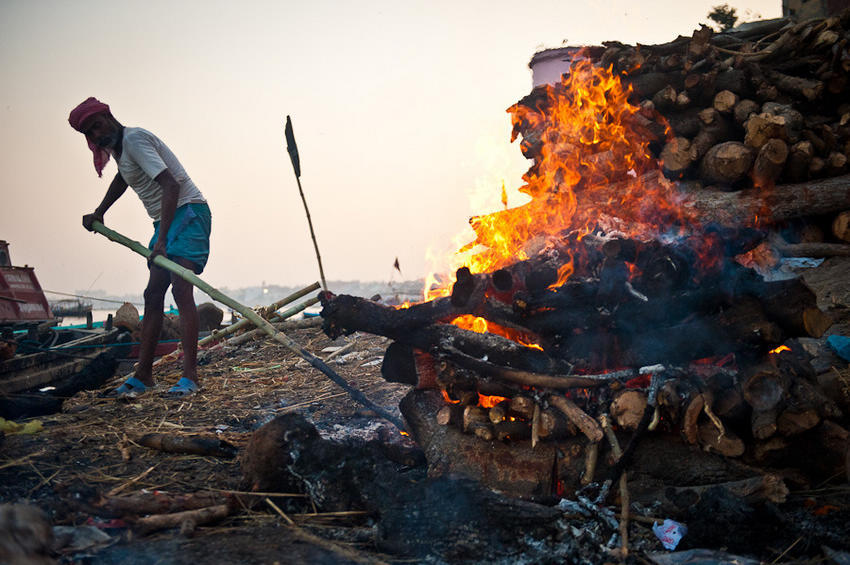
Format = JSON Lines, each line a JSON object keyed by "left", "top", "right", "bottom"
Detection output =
{"left": 205, "top": 281, "right": 320, "bottom": 345}
{"left": 92, "top": 221, "right": 404, "bottom": 431}
{"left": 225, "top": 296, "right": 319, "bottom": 346}
{"left": 124, "top": 284, "right": 320, "bottom": 375}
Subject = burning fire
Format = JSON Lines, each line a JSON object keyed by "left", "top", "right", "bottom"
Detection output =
{"left": 769, "top": 345, "right": 792, "bottom": 355}
{"left": 422, "top": 56, "right": 715, "bottom": 345}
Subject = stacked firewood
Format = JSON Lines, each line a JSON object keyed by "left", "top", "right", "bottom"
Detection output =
{"left": 575, "top": 14, "right": 849, "bottom": 188}
{"left": 319, "top": 14, "right": 850, "bottom": 481}
{"left": 320, "top": 228, "right": 847, "bottom": 471}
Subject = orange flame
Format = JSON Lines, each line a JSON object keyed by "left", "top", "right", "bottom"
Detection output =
{"left": 441, "top": 390, "right": 461, "bottom": 404}
{"left": 769, "top": 345, "right": 791, "bottom": 355}
{"left": 451, "top": 315, "right": 543, "bottom": 350}
{"left": 423, "top": 56, "right": 716, "bottom": 347}
{"left": 478, "top": 393, "right": 509, "bottom": 408}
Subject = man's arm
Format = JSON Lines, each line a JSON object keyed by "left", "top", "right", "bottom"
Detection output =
{"left": 82, "top": 173, "right": 128, "bottom": 231}
{"left": 148, "top": 169, "right": 181, "bottom": 262}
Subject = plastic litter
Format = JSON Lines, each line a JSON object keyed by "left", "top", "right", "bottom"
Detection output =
{"left": 652, "top": 518, "right": 687, "bottom": 550}
{"left": 826, "top": 335, "right": 850, "bottom": 362}
{"left": 0, "top": 417, "right": 43, "bottom": 435}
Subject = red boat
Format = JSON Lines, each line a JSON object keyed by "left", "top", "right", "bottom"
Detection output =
{"left": 0, "top": 240, "right": 54, "bottom": 327}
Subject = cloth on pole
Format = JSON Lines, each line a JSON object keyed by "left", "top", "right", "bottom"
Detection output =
{"left": 285, "top": 115, "right": 301, "bottom": 178}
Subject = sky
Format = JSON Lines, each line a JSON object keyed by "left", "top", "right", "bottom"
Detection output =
{"left": 0, "top": 0, "right": 781, "bottom": 299}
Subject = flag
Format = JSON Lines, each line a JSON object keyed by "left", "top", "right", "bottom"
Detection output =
{"left": 285, "top": 115, "right": 301, "bottom": 178}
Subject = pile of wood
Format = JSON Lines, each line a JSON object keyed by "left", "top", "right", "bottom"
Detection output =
{"left": 536, "top": 14, "right": 850, "bottom": 190}
{"left": 510, "top": 13, "right": 850, "bottom": 257}
{"left": 319, "top": 227, "right": 847, "bottom": 475}
{"left": 319, "top": 13, "right": 850, "bottom": 491}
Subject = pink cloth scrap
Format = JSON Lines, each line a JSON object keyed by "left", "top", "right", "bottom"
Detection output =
{"left": 68, "top": 97, "right": 112, "bottom": 177}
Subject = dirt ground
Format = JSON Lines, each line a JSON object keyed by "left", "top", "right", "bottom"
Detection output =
{"left": 1, "top": 326, "right": 412, "bottom": 564}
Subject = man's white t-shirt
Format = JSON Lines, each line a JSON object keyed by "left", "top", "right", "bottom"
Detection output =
{"left": 117, "top": 127, "right": 206, "bottom": 221}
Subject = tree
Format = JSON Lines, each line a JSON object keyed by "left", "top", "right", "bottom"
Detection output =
{"left": 708, "top": 4, "right": 738, "bottom": 31}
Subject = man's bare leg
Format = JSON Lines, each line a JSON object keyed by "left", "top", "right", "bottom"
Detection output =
{"left": 171, "top": 258, "right": 200, "bottom": 384}
{"left": 134, "top": 265, "right": 171, "bottom": 387}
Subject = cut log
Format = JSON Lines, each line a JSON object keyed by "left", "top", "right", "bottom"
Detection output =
{"left": 752, "top": 138, "right": 789, "bottom": 188}
{"left": 509, "top": 395, "right": 536, "bottom": 420}
{"left": 547, "top": 394, "right": 603, "bottom": 442}
{"left": 743, "top": 362, "right": 789, "bottom": 412}
{"left": 752, "top": 408, "right": 779, "bottom": 440}
{"left": 833, "top": 211, "right": 850, "bottom": 242}
{"left": 775, "top": 241, "right": 850, "bottom": 257}
{"left": 462, "top": 405, "right": 488, "bottom": 433}
{"left": 494, "top": 421, "right": 532, "bottom": 441}
{"left": 682, "top": 393, "right": 705, "bottom": 445}
{"left": 660, "top": 137, "right": 693, "bottom": 178}
{"left": 744, "top": 112, "right": 789, "bottom": 149}
{"left": 776, "top": 408, "right": 821, "bottom": 436}
{"left": 94, "top": 491, "right": 232, "bottom": 518}
{"left": 766, "top": 70, "right": 824, "bottom": 101}
{"left": 320, "top": 293, "right": 574, "bottom": 376}
{"left": 734, "top": 99, "right": 760, "bottom": 125}
{"left": 699, "top": 141, "right": 755, "bottom": 185}
{"left": 436, "top": 404, "right": 463, "bottom": 427}
{"left": 697, "top": 422, "right": 745, "bottom": 457}
{"left": 754, "top": 276, "right": 832, "bottom": 338}
{"left": 690, "top": 113, "right": 733, "bottom": 162}
{"left": 783, "top": 140, "right": 814, "bottom": 182}
{"left": 652, "top": 85, "right": 678, "bottom": 111}
{"left": 826, "top": 151, "right": 848, "bottom": 176}
{"left": 135, "top": 504, "right": 230, "bottom": 535}
{"left": 681, "top": 173, "right": 850, "bottom": 225}
{"left": 713, "top": 90, "right": 739, "bottom": 114}
{"left": 610, "top": 390, "right": 647, "bottom": 430}
{"left": 381, "top": 343, "right": 437, "bottom": 388}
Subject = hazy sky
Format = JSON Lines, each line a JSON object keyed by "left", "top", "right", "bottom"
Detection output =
{"left": 0, "top": 0, "right": 781, "bottom": 299}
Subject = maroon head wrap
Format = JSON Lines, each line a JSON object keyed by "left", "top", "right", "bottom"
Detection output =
{"left": 68, "top": 97, "right": 112, "bottom": 177}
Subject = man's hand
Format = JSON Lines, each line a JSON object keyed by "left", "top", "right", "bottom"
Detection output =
{"left": 82, "top": 212, "right": 104, "bottom": 232}
{"left": 148, "top": 239, "right": 167, "bottom": 268}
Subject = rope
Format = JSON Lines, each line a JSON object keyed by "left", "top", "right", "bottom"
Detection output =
{"left": 43, "top": 289, "right": 144, "bottom": 307}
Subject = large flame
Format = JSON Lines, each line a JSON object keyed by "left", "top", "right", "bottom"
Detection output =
{"left": 424, "top": 56, "right": 712, "bottom": 343}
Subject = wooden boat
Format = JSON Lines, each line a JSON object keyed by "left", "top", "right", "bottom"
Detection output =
{"left": 0, "top": 240, "right": 55, "bottom": 327}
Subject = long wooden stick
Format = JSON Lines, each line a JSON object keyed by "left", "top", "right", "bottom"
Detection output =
{"left": 285, "top": 116, "right": 328, "bottom": 291}
{"left": 91, "top": 221, "right": 404, "bottom": 431}
{"left": 205, "top": 281, "right": 320, "bottom": 345}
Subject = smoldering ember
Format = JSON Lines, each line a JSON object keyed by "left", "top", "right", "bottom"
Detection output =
{"left": 4, "top": 12, "right": 850, "bottom": 565}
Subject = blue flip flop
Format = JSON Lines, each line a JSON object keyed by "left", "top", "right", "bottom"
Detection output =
{"left": 109, "top": 377, "right": 153, "bottom": 398}
{"left": 166, "top": 377, "right": 199, "bottom": 397}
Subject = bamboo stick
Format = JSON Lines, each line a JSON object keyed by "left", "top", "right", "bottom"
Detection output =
{"left": 91, "top": 221, "right": 405, "bottom": 431}
{"left": 225, "top": 297, "right": 319, "bottom": 346}
{"left": 204, "top": 281, "right": 320, "bottom": 344}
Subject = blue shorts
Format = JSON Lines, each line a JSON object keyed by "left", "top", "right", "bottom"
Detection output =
{"left": 149, "top": 202, "right": 211, "bottom": 273}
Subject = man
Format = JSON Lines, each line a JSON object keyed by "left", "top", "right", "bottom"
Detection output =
{"left": 69, "top": 97, "right": 211, "bottom": 397}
